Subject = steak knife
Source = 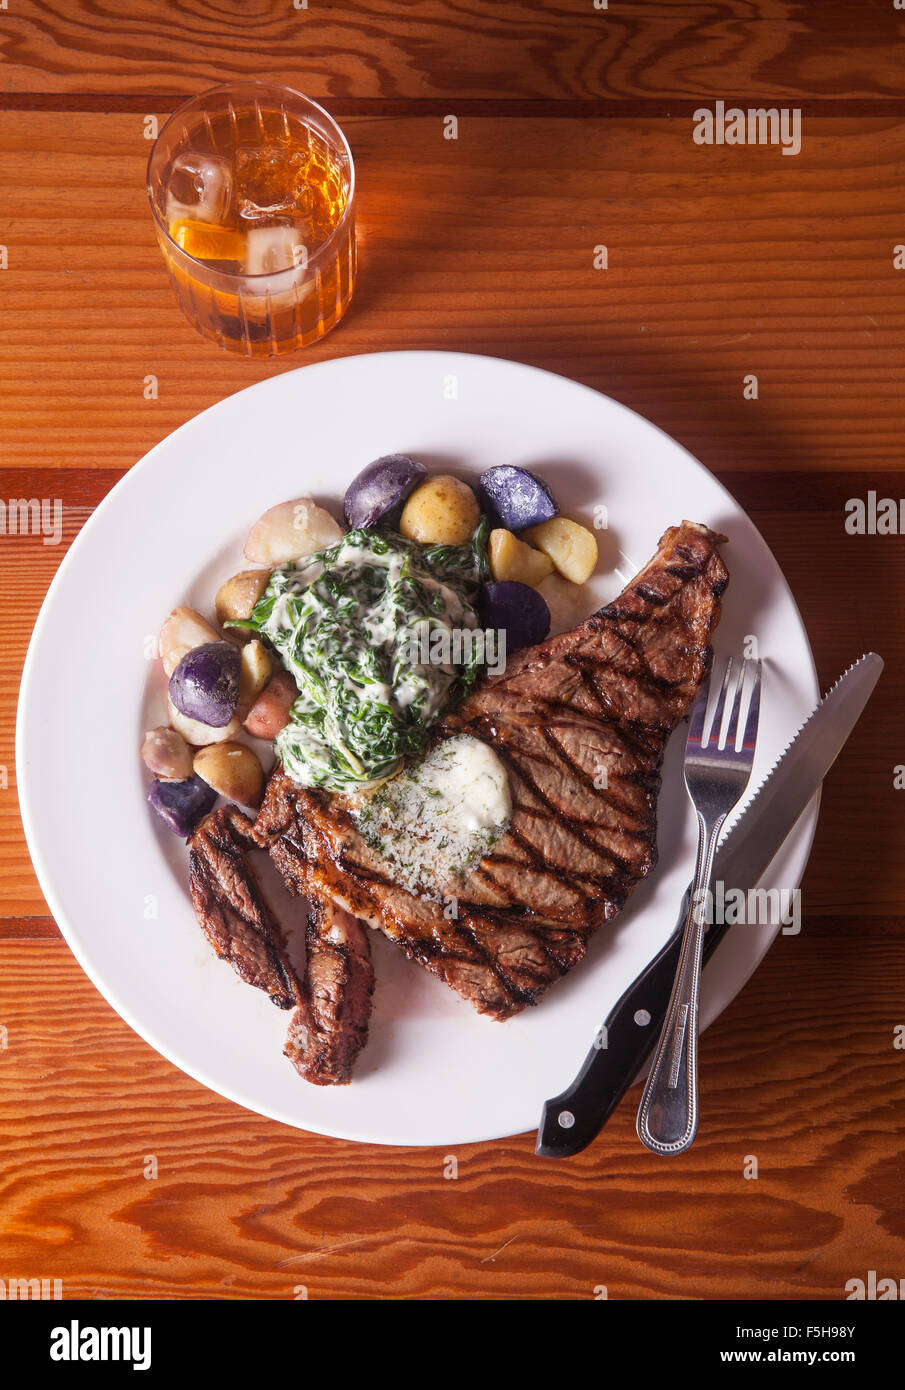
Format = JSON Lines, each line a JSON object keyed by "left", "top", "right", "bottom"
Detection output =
{"left": 536, "top": 652, "right": 883, "bottom": 1158}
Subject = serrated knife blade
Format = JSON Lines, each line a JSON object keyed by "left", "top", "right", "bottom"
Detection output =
{"left": 712, "top": 652, "right": 883, "bottom": 892}
{"left": 536, "top": 652, "right": 883, "bottom": 1158}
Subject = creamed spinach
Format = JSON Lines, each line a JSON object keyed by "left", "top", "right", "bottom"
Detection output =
{"left": 231, "top": 523, "right": 489, "bottom": 790}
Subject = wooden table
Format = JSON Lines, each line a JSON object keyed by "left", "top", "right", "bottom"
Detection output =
{"left": 1, "top": 1, "right": 903, "bottom": 1301}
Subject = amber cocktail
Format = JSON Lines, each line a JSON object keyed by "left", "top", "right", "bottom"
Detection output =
{"left": 147, "top": 83, "right": 356, "bottom": 356}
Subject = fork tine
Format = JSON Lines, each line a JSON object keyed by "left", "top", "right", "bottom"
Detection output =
{"left": 740, "top": 658, "right": 762, "bottom": 753}
{"left": 706, "top": 657, "right": 734, "bottom": 748}
{"left": 724, "top": 659, "right": 747, "bottom": 749}
{"left": 686, "top": 671, "right": 713, "bottom": 747}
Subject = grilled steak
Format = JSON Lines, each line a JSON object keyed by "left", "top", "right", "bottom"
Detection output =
{"left": 188, "top": 805, "right": 374, "bottom": 1084}
{"left": 255, "top": 520, "right": 728, "bottom": 1021}
{"left": 188, "top": 804, "right": 299, "bottom": 1009}
{"left": 284, "top": 899, "right": 375, "bottom": 1085}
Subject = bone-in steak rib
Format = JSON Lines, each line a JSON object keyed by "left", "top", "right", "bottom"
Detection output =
{"left": 255, "top": 521, "right": 728, "bottom": 1022}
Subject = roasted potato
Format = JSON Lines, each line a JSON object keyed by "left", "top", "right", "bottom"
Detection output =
{"left": 477, "top": 581, "right": 551, "bottom": 653}
{"left": 478, "top": 466, "right": 558, "bottom": 531}
{"left": 169, "top": 641, "right": 241, "bottom": 728}
{"left": 159, "top": 606, "right": 220, "bottom": 677}
{"left": 488, "top": 528, "right": 554, "bottom": 588}
{"left": 526, "top": 517, "right": 598, "bottom": 585}
{"left": 215, "top": 569, "right": 270, "bottom": 628}
{"left": 242, "top": 670, "right": 298, "bottom": 740}
{"left": 238, "top": 639, "right": 273, "bottom": 709}
{"left": 148, "top": 776, "right": 217, "bottom": 836}
{"left": 193, "top": 742, "right": 265, "bottom": 808}
{"left": 244, "top": 497, "right": 343, "bottom": 566}
{"left": 398, "top": 475, "right": 480, "bottom": 546}
{"left": 168, "top": 697, "right": 241, "bottom": 748}
{"left": 344, "top": 454, "right": 427, "bottom": 529}
{"left": 141, "top": 726, "right": 194, "bottom": 782}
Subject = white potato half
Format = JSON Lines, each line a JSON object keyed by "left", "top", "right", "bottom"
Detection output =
{"left": 193, "top": 742, "right": 265, "bottom": 808}
{"left": 167, "top": 697, "right": 240, "bottom": 748}
{"left": 244, "top": 497, "right": 343, "bottom": 566}
{"left": 159, "top": 606, "right": 221, "bottom": 676}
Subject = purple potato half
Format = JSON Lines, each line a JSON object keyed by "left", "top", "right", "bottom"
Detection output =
{"left": 477, "top": 465, "right": 559, "bottom": 531}
{"left": 343, "top": 454, "right": 428, "bottom": 529}
{"left": 478, "top": 580, "right": 551, "bottom": 655}
{"left": 169, "top": 641, "right": 241, "bottom": 727}
{"left": 148, "top": 775, "right": 217, "bottom": 837}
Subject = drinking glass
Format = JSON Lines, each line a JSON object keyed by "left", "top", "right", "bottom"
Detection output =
{"left": 147, "top": 82, "right": 356, "bottom": 356}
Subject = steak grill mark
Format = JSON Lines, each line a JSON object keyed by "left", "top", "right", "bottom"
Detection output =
{"left": 253, "top": 520, "right": 728, "bottom": 1024}
{"left": 183, "top": 521, "right": 728, "bottom": 1080}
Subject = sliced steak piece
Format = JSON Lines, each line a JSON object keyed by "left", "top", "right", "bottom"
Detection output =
{"left": 188, "top": 804, "right": 300, "bottom": 1009}
{"left": 284, "top": 899, "right": 375, "bottom": 1086}
{"left": 255, "top": 521, "right": 728, "bottom": 1022}
{"left": 188, "top": 804, "right": 374, "bottom": 1084}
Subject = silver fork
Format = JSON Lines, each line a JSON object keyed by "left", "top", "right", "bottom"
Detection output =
{"left": 636, "top": 655, "right": 762, "bottom": 1156}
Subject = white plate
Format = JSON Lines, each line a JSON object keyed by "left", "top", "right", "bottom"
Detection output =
{"left": 17, "top": 351, "right": 819, "bottom": 1146}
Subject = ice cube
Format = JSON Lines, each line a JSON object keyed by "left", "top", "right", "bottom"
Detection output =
{"left": 166, "top": 150, "right": 233, "bottom": 226}
{"left": 294, "top": 182, "right": 314, "bottom": 217}
{"left": 244, "top": 223, "right": 307, "bottom": 276}
{"left": 236, "top": 144, "right": 309, "bottom": 221}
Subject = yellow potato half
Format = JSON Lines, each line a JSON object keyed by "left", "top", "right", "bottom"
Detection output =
{"left": 399, "top": 475, "right": 479, "bottom": 546}
{"left": 526, "top": 517, "right": 598, "bottom": 585}
{"left": 488, "top": 529, "right": 554, "bottom": 588}
{"left": 238, "top": 640, "right": 273, "bottom": 709}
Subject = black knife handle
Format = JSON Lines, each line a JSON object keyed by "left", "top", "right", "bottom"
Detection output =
{"left": 536, "top": 894, "right": 729, "bottom": 1157}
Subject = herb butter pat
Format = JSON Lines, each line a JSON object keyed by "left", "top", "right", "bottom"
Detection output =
{"left": 353, "top": 735, "right": 511, "bottom": 895}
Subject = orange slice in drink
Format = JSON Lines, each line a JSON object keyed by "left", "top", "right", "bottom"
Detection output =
{"left": 170, "top": 219, "right": 245, "bottom": 262}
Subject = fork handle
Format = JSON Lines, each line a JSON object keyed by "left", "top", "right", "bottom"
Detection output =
{"left": 636, "top": 810, "right": 726, "bottom": 1155}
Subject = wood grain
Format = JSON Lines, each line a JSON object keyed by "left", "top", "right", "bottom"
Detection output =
{"left": 2, "top": 1, "right": 905, "bottom": 104}
{"left": 1, "top": 1, "right": 904, "bottom": 1303}
{"left": 1, "top": 110, "right": 903, "bottom": 919}
{"left": 0, "top": 112, "right": 903, "bottom": 474}
{"left": 0, "top": 934, "right": 901, "bottom": 1299}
